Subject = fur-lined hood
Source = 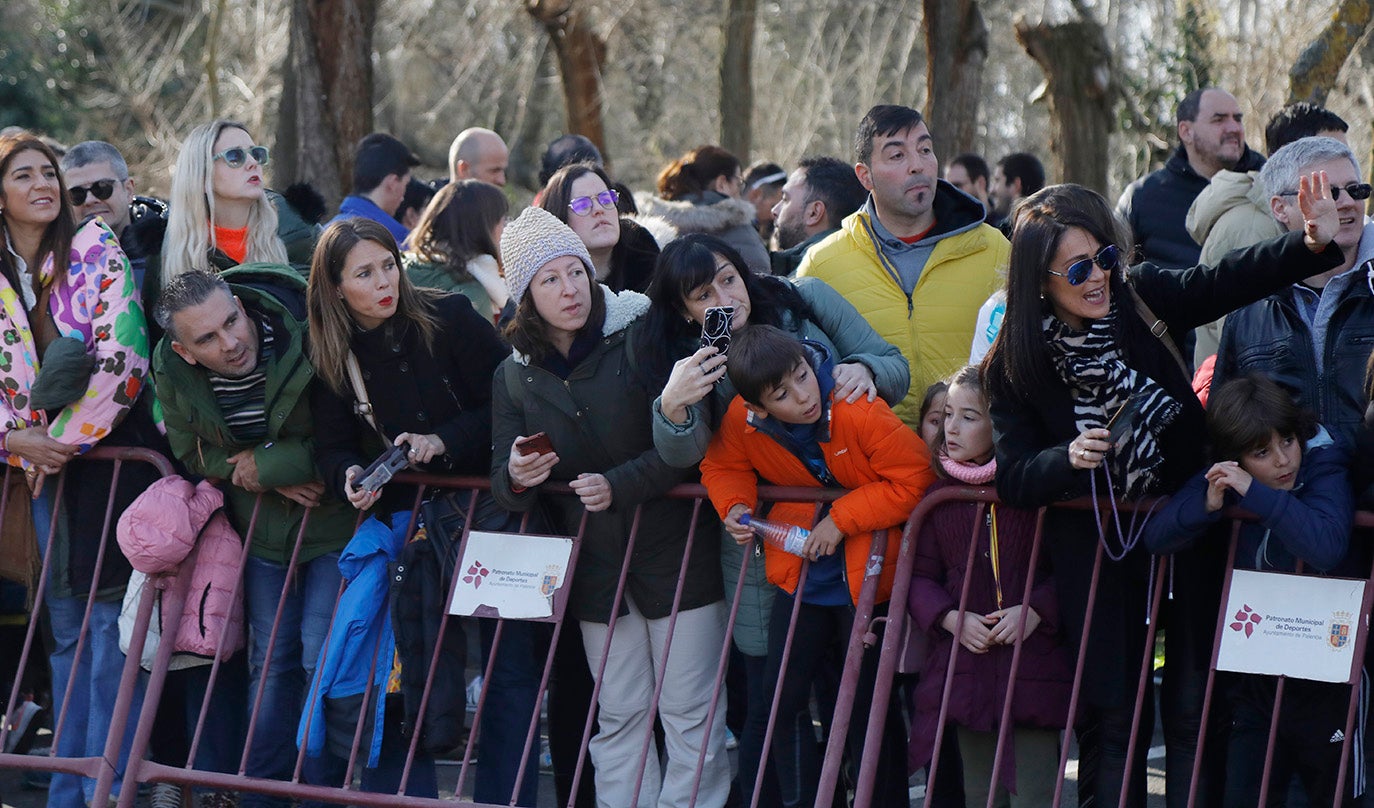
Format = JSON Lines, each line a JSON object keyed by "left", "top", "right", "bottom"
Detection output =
{"left": 511, "top": 285, "right": 650, "bottom": 365}
{"left": 633, "top": 191, "right": 755, "bottom": 236}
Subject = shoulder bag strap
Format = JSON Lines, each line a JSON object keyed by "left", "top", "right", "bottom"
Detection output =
{"left": 345, "top": 351, "right": 389, "bottom": 444}
{"left": 1130, "top": 289, "right": 1189, "bottom": 380}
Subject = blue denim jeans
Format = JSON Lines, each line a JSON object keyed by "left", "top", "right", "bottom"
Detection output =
{"left": 241, "top": 552, "right": 342, "bottom": 808}
{"left": 475, "top": 618, "right": 549, "bottom": 807}
{"left": 34, "top": 487, "right": 145, "bottom": 808}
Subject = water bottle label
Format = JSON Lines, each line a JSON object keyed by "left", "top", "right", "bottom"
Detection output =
{"left": 784, "top": 532, "right": 807, "bottom": 556}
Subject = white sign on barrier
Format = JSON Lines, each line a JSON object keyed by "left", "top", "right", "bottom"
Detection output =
{"left": 447, "top": 531, "right": 573, "bottom": 620}
{"left": 1215, "top": 569, "right": 1367, "bottom": 683}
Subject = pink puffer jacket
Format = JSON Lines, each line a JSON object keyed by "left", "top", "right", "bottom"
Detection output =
{"left": 116, "top": 476, "right": 245, "bottom": 660}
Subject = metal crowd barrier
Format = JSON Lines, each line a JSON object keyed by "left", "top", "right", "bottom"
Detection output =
{"left": 0, "top": 446, "right": 177, "bottom": 802}
{"left": 843, "top": 484, "right": 1374, "bottom": 808}
{"left": 6, "top": 456, "right": 1372, "bottom": 808}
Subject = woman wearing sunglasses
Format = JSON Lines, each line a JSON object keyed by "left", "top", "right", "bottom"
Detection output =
{"left": 537, "top": 162, "right": 661, "bottom": 294}
{"left": 982, "top": 177, "right": 1341, "bottom": 807}
{"left": 158, "top": 120, "right": 316, "bottom": 298}
{"left": 0, "top": 130, "right": 166, "bottom": 808}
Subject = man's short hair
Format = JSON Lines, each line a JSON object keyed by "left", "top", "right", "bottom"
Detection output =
{"left": 60, "top": 141, "right": 129, "bottom": 181}
{"left": 854, "top": 105, "right": 925, "bottom": 166}
{"left": 949, "top": 153, "right": 990, "bottom": 184}
{"left": 1176, "top": 87, "right": 1213, "bottom": 124}
{"left": 1260, "top": 136, "right": 1358, "bottom": 200}
{"left": 744, "top": 161, "right": 786, "bottom": 193}
{"left": 1264, "top": 103, "right": 1349, "bottom": 156}
{"left": 998, "top": 152, "right": 1046, "bottom": 197}
{"left": 155, "top": 270, "right": 232, "bottom": 343}
{"left": 352, "top": 133, "right": 420, "bottom": 194}
{"left": 796, "top": 156, "right": 868, "bottom": 229}
{"left": 539, "top": 134, "right": 603, "bottom": 187}
{"left": 727, "top": 325, "right": 808, "bottom": 407}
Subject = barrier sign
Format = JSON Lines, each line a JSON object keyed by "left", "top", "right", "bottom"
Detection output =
{"left": 1216, "top": 569, "right": 1367, "bottom": 683}
{"left": 448, "top": 531, "right": 573, "bottom": 620}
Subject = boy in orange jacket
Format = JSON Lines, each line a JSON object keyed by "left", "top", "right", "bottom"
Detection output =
{"left": 700, "top": 324, "right": 933, "bottom": 808}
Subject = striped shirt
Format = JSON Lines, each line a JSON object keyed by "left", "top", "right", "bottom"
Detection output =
{"left": 208, "top": 315, "right": 275, "bottom": 444}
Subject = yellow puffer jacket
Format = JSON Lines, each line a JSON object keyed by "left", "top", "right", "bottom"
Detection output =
{"left": 796, "top": 205, "right": 1008, "bottom": 428}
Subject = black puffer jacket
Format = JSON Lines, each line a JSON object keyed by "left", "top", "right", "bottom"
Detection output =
{"left": 1117, "top": 144, "right": 1265, "bottom": 269}
{"left": 1214, "top": 257, "right": 1374, "bottom": 448}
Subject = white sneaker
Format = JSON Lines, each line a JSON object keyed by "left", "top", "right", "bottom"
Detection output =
{"left": 4, "top": 700, "right": 42, "bottom": 754}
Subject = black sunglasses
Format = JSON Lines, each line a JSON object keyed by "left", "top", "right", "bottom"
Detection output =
{"left": 69, "top": 179, "right": 117, "bottom": 206}
{"left": 1280, "top": 182, "right": 1373, "bottom": 202}
{"left": 1047, "top": 244, "right": 1120, "bottom": 286}
{"left": 213, "top": 145, "right": 271, "bottom": 169}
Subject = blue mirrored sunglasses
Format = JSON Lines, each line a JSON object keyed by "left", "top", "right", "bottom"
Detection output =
{"left": 1047, "top": 244, "right": 1120, "bottom": 286}
{"left": 213, "top": 145, "right": 270, "bottom": 169}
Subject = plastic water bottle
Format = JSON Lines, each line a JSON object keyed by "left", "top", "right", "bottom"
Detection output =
{"left": 739, "top": 513, "right": 809, "bottom": 557}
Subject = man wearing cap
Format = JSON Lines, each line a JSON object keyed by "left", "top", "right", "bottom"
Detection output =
{"left": 329, "top": 133, "right": 421, "bottom": 243}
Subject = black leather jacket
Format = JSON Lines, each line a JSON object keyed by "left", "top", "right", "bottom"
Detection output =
{"left": 1213, "top": 260, "right": 1374, "bottom": 447}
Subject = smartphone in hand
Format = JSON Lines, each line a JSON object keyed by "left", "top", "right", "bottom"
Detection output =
{"left": 1106, "top": 394, "right": 1143, "bottom": 448}
{"left": 700, "top": 306, "right": 734, "bottom": 355}
{"left": 515, "top": 432, "right": 555, "bottom": 457}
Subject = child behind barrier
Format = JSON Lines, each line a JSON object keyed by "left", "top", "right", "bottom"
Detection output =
{"left": 908, "top": 365, "right": 1074, "bottom": 807}
{"left": 1143, "top": 374, "right": 1362, "bottom": 807}
{"left": 700, "top": 325, "right": 933, "bottom": 807}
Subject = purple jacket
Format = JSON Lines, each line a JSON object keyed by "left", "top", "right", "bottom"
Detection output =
{"left": 116, "top": 476, "right": 244, "bottom": 660}
{"left": 908, "top": 479, "right": 1073, "bottom": 787}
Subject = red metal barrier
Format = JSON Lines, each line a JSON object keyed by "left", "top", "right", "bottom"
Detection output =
{"left": 0, "top": 446, "right": 176, "bottom": 807}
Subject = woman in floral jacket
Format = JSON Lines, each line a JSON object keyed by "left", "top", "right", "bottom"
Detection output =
{"left": 0, "top": 130, "right": 162, "bottom": 808}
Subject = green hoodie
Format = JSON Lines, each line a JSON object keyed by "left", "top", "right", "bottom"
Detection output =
{"left": 152, "top": 263, "right": 353, "bottom": 564}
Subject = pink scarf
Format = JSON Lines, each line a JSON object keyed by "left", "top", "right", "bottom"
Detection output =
{"left": 938, "top": 453, "right": 997, "bottom": 485}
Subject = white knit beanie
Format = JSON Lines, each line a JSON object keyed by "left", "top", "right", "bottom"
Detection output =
{"left": 499, "top": 206, "right": 596, "bottom": 305}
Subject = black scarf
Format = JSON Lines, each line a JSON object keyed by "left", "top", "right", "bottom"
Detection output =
{"left": 1044, "top": 304, "right": 1181, "bottom": 498}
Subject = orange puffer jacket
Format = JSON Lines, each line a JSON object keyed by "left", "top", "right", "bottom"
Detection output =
{"left": 700, "top": 393, "right": 934, "bottom": 604}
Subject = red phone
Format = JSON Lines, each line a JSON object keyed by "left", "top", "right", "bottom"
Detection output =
{"left": 515, "top": 432, "right": 555, "bottom": 457}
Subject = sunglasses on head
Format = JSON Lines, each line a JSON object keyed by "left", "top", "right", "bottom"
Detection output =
{"left": 68, "top": 179, "right": 117, "bottom": 206}
{"left": 213, "top": 145, "right": 270, "bottom": 169}
{"left": 1046, "top": 244, "right": 1120, "bottom": 286}
{"left": 568, "top": 189, "right": 620, "bottom": 216}
{"left": 1280, "top": 182, "right": 1373, "bottom": 202}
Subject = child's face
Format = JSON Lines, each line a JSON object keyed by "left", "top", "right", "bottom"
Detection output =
{"left": 920, "top": 391, "right": 946, "bottom": 446}
{"left": 943, "top": 383, "right": 994, "bottom": 464}
{"left": 1238, "top": 430, "right": 1301, "bottom": 491}
{"left": 753, "top": 359, "right": 824, "bottom": 425}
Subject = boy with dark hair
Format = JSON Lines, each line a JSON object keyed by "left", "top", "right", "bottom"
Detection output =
{"left": 1144, "top": 374, "right": 1363, "bottom": 807}
{"left": 700, "top": 324, "right": 934, "bottom": 807}
{"left": 327, "top": 132, "right": 421, "bottom": 243}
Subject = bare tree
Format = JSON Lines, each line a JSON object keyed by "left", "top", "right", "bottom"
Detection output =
{"left": 276, "top": 0, "right": 379, "bottom": 208}
{"left": 1015, "top": 2, "right": 1115, "bottom": 195}
{"left": 526, "top": 0, "right": 608, "bottom": 157}
{"left": 1289, "top": 0, "right": 1374, "bottom": 105}
{"left": 923, "top": 0, "right": 988, "bottom": 154}
{"left": 721, "top": 0, "right": 757, "bottom": 160}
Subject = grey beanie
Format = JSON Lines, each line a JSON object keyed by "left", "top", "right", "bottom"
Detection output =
{"left": 499, "top": 206, "right": 595, "bottom": 305}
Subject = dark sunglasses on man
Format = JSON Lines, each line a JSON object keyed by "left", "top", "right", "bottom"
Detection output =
{"left": 69, "top": 179, "right": 117, "bottom": 206}
{"left": 1279, "top": 182, "right": 1373, "bottom": 202}
{"left": 213, "top": 145, "right": 271, "bottom": 170}
{"left": 1046, "top": 244, "right": 1120, "bottom": 286}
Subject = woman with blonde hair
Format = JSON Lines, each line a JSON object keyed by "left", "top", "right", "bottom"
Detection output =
{"left": 154, "top": 120, "right": 315, "bottom": 337}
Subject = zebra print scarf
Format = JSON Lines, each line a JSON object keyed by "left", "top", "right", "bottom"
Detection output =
{"left": 1044, "top": 305, "right": 1181, "bottom": 499}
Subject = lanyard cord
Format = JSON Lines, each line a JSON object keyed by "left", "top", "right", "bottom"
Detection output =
{"left": 988, "top": 504, "right": 1004, "bottom": 610}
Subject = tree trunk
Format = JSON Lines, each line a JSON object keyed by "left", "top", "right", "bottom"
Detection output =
{"left": 720, "top": 0, "right": 756, "bottom": 161}
{"left": 923, "top": 0, "right": 987, "bottom": 156}
{"left": 275, "top": 0, "right": 377, "bottom": 210}
{"left": 1288, "top": 0, "right": 1374, "bottom": 105}
{"left": 1015, "top": 14, "right": 1115, "bottom": 195}
{"left": 526, "top": 0, "right": 608, "bottom": 158}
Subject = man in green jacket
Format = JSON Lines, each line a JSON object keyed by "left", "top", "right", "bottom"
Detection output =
{"left": 151, "top": 265, "right": 354, "bottom": 807}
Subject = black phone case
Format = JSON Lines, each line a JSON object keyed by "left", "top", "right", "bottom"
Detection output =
{"left": 700, "top": 306, "right": 733, "bottom": 354}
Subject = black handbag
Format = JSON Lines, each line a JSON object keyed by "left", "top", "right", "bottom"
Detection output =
{"left": 419, "top": 490, "right": 524, "bottom": 588}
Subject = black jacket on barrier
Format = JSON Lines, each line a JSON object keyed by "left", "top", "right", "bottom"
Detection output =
{"left": 312, "top": 293, "right": 507, "bottom": 512}
{"left": 987, "top": 231, "right": 1343, "bottom": 706}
